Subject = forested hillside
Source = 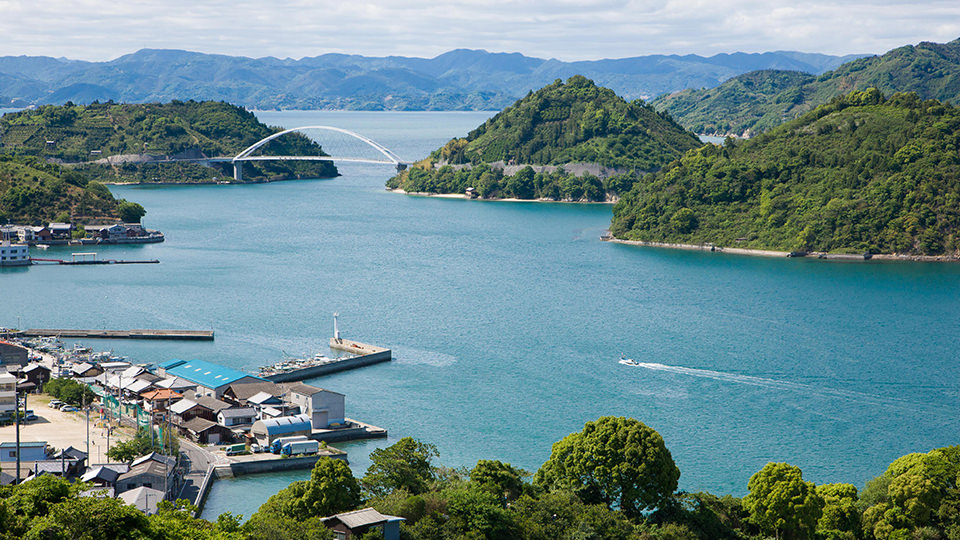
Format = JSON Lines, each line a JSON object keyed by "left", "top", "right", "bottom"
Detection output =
{"left": 0, "top": 156, "right": 128, "bottom": 224}
{"left": 387, "top": 76, "right": 702, "bottom": 201}
{"left": 0, "top": 101, "right": 337, "bottom": 183}
{"left": 655, "top": 38, "right": 960, "bottom": 136}
{"left": 612, "top": 89, "right": 960, "bottom": 256}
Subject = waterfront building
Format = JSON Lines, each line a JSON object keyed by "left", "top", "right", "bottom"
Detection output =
{"left": 47, "top": 222, "right": 72, "bottom": 239}
{"left": 282, "top": 382, "right": 345, "bottom": 429}
{"left": 159, "top": 359, "right": 265, "bottom": 399}
{"left": 250, "top": 413, "right": 312, "bottom": 447}
{"left": 72, "top": 362, "right": 103, "bottom": 378}
{"left": 0, "top": 241, "right": 30, "bottom": 266}
{"left": 321, "top": 508, "right": 404, "bottom": 540}
{"left": 0, "top": 372, "right": 16, "bottom": 415}
{"left": 223, "top": 380, "right": 282, "bottom": 404}
{"left": 0, "top": 341, "right": 28, "bottom": 370}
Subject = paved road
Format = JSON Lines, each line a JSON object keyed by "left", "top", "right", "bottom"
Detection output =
{"left": 177, "top": 439, "right": 219, "bottom": 506}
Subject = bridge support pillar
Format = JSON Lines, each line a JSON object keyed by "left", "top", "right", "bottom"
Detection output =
{"left": 233, "top": 162, "right": 243, "bottom": 182}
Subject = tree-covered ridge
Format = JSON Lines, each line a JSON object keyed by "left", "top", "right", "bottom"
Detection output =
{"left": 0, "top": 155, "right": 129, "bottom": 224}
{"left": 439, "top": 75, "right": 701, "bottom": 170}
{"left": 0, "top": 100, "right": 337, "bottom": 183}
{"left": 651, "top": 70, "right": 816, "bottom": 135}
{"left": 655, "top": 38, "right": 960, "bottom": 136}
{"left": 611, "top": 89, "right": 960, "bottom": 256}
{"left": 387, "top": 76, "right": 701, "bottom": 201}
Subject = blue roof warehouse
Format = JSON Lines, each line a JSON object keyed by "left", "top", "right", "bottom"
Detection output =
{"left": 158, "top": 359, "right": 264, "bottom": 399}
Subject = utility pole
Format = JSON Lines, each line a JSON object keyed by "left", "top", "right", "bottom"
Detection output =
{"left": 14, "top": 389, "right": 21, "bottom": 484}
{"left": 84, "top": 389, "right": 90, "bottom": 461}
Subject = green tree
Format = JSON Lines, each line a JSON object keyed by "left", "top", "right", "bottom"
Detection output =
{"left": 117, "top": 201, "right": 146, "bottom": 223}
{"left": 253, "top": 458, "right": 359, "bottom": 522}
{"left": 816, "top": 483, "right": 860, "bottom": 539}
{"left": 470, "top": 459, "right": 527, "bottom": 504}
{"left": 362, "top": 437, "right": 439, "bottom": 498}
{"left": 860, "top": 447, "right": 960, "bottom": 540}
{"left": 534, "top": 416, "right": 681, "bottom": 519}
{"left": 743, "top": 462, "right": 823, "bottom": 540}
{"left": 23, "top": 496, "right": 152, "bottom": 540}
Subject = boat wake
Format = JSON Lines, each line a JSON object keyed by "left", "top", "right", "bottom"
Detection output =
{"left": 620, "top": 361, "right": 913, "bottom": 409}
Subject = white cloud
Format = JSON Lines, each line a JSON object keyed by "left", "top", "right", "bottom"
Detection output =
{"left": 0, "top": 0, "right": 957, "bottom": 61}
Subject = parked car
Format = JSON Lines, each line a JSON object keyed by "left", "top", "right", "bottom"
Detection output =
{"left": 60, "top": 406, "right": 78, "bottom": 412}
{"left": 48, "top": 400, "right": 64, "bottom": 409}
{"left": 24, "top": 411, "right": 37, "bottom": 421}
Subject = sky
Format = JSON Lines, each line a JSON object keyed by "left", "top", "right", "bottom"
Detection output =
{"left": 1, "top": 0, "right": 959, "bottom": 61}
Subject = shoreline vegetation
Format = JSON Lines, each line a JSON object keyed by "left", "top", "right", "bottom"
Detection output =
{"left": 386, "top": 187, "right": 616, "bottom": 204}
{"left": 602, "top": 236, "right": 960, "bottom": 262}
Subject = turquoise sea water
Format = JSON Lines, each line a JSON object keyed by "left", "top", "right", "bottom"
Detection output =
{"left": 3, "top": 111, "right": 959, "bottom": 520}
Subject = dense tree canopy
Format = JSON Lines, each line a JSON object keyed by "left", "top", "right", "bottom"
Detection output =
{"left": 655, "top": 38, "right": 960, "bottom": 136}
{"left": 743, "top": 463, "right": 822, "bottom": 540}
{"left": 387, "top": 76, "right": 701, "bottom": 201}
{"left": 612, "top": 90, "right": 960, "bottom": 256}
{"left": 362, "top": 437, "right": 439, "bottom": 498}
{"left": 534, "top": 416, "right": 680, "bottom": 519}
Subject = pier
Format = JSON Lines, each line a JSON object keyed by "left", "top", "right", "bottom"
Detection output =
{"left": 261, "top": 337, "right": 392, "bottom": 382}
{"left": 30, "top": 252, "right": 159, "bottom": 265}
{"left": 20, "top": 328, "right": 215, "bottom": 340}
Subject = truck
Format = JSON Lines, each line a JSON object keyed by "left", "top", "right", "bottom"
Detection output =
{"left": 225, "top": 443, "right": 246, "bottom": 456}
{"left": 281, "top": 439, "right": 319, "bottom": 456}
{"left": 270, "top": 435, "right": 310, "bottom": 454}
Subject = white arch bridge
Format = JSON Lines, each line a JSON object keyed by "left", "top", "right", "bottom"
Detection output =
{"left": 205, "top": 126, "right": 407, "bottom": 181}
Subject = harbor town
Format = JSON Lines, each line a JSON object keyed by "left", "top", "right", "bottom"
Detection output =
{"left": 0, "top": 328, "right": 389, "bottom": 517}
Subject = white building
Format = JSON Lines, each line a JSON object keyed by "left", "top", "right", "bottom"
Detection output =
{"left": 0, "top": 372, "right": 17, "bottom": 415}
{"left": 0, "top": 242, "right": 30, "bottom": 266}
{"left": 282, "top": 382, "right": 345, "bottom": 429}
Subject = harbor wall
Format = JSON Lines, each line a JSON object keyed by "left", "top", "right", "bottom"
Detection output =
{"left": 212, "top": 452, "right": 347, "bottom": 478}
{"left": 264, "top": 349, "right": 391, "bottom": 382}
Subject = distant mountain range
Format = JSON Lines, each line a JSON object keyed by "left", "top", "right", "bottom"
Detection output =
{"left": 653, "top": 38, "right": 960, "bottom": 135}
{"left": 0, "top": 48, "right": 865, "bottom": 111}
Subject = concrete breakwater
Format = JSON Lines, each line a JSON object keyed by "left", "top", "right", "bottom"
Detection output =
{"left": 262, "top": 338, "right": 391, "bottom": 382}
{"left": 19, "top": 328, "right": 215, "bottom": 340}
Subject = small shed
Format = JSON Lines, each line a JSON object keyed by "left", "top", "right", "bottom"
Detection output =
{"left": 250, "top": 414, "right": 312, "bottom": 446}
{"left": 321, "top": 507, "right": 404, "bottom": 540}
{"left": 0, "top": 441, "right": 47, "bottom": 462}
{"left": 19, "top": 364, "right": 51, "bottom": 389}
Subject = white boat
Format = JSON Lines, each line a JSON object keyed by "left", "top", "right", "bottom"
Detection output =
{"left": 618, "top": 354, "right": 639, "bottom": 366}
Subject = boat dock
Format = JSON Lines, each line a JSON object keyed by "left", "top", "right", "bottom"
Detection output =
{"left": 261, "top": 337, "right": 392, "bottom": 382}
{"left": 31, "top": 252, "right": 159, "bottom": 265}
{"left": 19, "top": 329, "right": 215, "bottom": 340}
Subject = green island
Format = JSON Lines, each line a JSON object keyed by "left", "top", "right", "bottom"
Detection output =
{"left": 0, "top": 100, "right": 337, "bottom": 184}
{"left": 611, "top": 89, "right": 960, "bottom": 257}
{"left": 3, "top": 416, "right": 958, "bottom": 540}
{"left": 0, "top": 155, "right": 139, "bottom": 225}
{"left": 654, "top": 38, "right": 960, "bottom": 137}
{"left": 387, "top": 76, "right": 702, "bottom": 202}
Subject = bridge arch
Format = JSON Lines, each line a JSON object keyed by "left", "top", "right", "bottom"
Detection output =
{"left": 233, "top": 125, "right": 404, "bottom": 166}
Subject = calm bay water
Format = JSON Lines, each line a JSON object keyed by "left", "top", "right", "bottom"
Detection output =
{"left": 3, "top": 111, "right": 959, "bottom": 520}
